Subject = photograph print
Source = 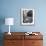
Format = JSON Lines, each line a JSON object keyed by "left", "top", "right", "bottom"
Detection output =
{"left": 21, "top": 8, "right": 35, "bottom": 25}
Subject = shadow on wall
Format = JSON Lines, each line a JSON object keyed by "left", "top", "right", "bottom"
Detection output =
{"left": 0, "top": 16, "right": 5, "bottom": 46}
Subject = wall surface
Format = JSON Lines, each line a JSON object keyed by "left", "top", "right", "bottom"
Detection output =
{"left": 0, "top": 0, "right": 46, "bottom": 32}
{"left": 0, "top": 0, "right": 46, "bottom": 46}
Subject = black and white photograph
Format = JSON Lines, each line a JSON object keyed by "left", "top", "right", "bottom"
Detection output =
{"left": 21, "top": 8, "right": 35, "bottom": 25}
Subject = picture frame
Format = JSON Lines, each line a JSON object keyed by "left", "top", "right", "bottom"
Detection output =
{"left": 21, "top": 8, "right": 35, "bottom": 25}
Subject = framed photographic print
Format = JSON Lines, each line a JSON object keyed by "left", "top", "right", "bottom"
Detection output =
{"left": 21, "top": 8, "right": 35, "bottom": 25}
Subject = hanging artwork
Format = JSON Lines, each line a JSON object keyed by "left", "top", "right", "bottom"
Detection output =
{"left": 21, "top": 8, "right": 35, "bottom": 25}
